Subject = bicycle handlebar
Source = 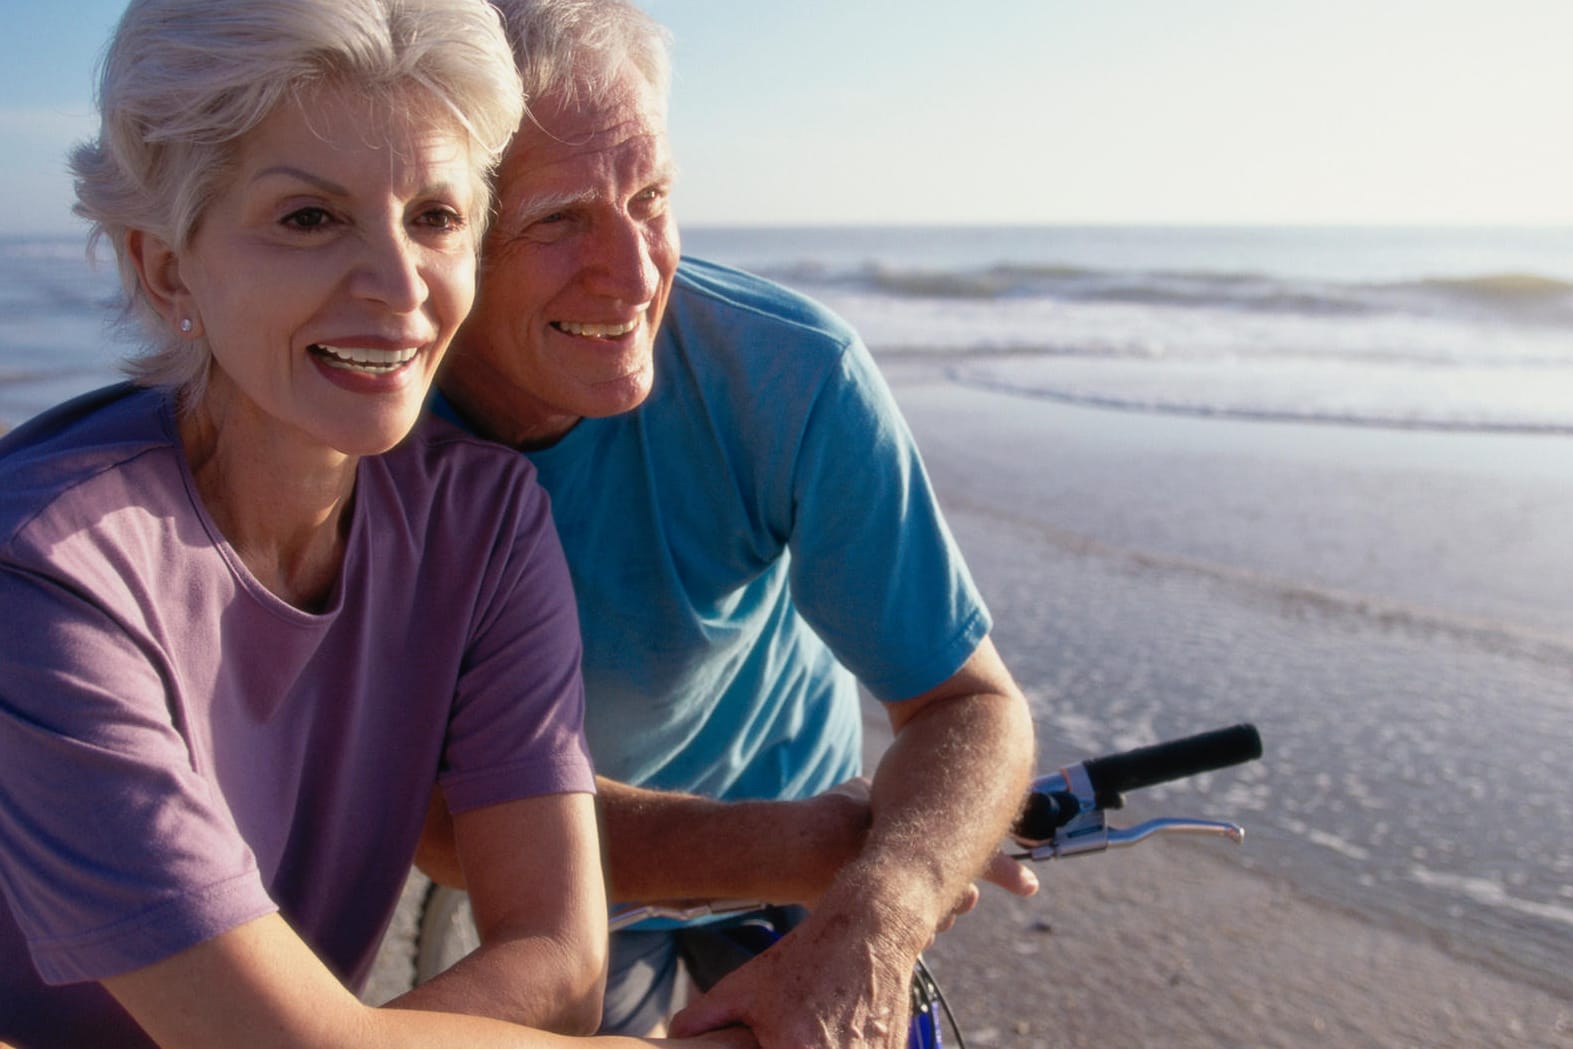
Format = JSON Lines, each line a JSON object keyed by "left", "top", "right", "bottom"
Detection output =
{"left": 1082, "top": 722, "right": 1262, "bottom": 807}
{"left": 1013, "top": 722, "right": 1262, "bottom": 849}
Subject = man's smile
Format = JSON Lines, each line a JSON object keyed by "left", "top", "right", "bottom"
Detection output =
{"left": 552, "top": 319, "right": 640, "bottom": 338}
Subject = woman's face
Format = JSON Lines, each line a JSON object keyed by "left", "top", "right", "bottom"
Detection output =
{"left": 175, "top": 83, "right": 479, "bottom": 457}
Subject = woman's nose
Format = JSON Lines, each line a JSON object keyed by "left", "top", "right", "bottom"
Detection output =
{"left": 352, "top": 227, "right": 429, "bottom": 311}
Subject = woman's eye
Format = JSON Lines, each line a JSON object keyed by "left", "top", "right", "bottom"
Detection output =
{"left": 281, "top": 207, "right": 334, "bottom": 231}
{"left": 417, "top": 207, "right": 466, "bottom": 232}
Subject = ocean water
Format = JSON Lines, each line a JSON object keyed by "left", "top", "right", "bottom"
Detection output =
{"left": 3, "top": 225, "right": 1570, "bottom": 994}
{"left": 0, "top": 235, "right": 129, "bottom": 428}
{"left": 684, "top": 224, "right": 1573, "bottom": 434}
{"left": 685, "top": 225, "right": 1573, "bottom": 996}
{"left": 8, "top": 224, "right": 1573, "bottom": 432}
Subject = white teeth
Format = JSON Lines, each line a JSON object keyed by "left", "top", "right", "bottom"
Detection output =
{"left": 556, "top": 319, "right": 638, "bottom": 338}
{"left": 313, "top": 344, "right": 419, "bottom": 372}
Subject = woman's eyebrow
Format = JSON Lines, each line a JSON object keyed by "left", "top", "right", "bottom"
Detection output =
{"left": 251, "top": 165, "right": 350, "bottom": 195}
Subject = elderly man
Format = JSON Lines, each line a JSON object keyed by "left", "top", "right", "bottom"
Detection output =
{"left": 425, "top": 0, "right": 1038, "bottom": 1045}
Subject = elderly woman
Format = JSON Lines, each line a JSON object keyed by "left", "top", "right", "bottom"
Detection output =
{"left": 0, "top": 1, "right": 750, "bottom": 1047}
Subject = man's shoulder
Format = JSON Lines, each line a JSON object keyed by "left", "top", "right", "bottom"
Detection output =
{"left": 667, "top": 257, "right": 858, "bottom": 351}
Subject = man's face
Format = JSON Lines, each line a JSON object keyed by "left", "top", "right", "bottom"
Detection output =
{"left": 447, "top": 71, "right": 679, "bottom": 447}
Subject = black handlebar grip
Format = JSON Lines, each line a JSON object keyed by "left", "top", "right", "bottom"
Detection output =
{"left": 1013, "top": 789, "right": 1082, "bottom": 843}
{"left": 1082, "top": 723, "right": 1262, "bottom": 805}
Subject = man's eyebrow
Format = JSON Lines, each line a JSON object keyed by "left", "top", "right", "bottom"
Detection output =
{"left": 506, "top": 187, "right": 597, "bottom": 222}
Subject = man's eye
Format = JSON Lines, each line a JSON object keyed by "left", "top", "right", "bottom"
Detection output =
{"left": 282, "top": 207, "right": 333, "bottom": 231}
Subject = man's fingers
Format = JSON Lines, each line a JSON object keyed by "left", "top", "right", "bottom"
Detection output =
{"left": 827, "top": 775, "right": 873, "bottom": 802}
{"left": 695, "top": 1029, "right": 761, "bottom": 1048}
{"left": 980, "top": 849, "right": 1039, "bottom": 897}
{"left": 668, "top": 987, "right": 742, "bottom": 1039}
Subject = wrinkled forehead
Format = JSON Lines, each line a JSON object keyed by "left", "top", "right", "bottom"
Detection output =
{"left": 494, "top": 78, "right": 672, "bottom": 207}
{"left": 527, "top": 69, "right": 669, "bottom": 152}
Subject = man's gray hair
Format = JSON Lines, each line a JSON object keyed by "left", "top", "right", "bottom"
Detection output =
{"left": 489, "top": 0, "right": 673, "bottom": 113}
{"left": 71, "top": 0, "right": 524, "bottom": 398}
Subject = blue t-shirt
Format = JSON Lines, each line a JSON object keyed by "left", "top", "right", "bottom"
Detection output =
{"left": 438, "top": 257, "right": 990, "bottom": 803}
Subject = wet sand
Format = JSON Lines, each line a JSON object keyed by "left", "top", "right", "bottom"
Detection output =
{"left": 896, "top": 713, "right": 1570, "bottom": 1049}
{"left": 888, "top": 356, "right": 1571, "bottom": 1048}
{"left": 918, "top": 837, "right": 1572, "bottom": 1049}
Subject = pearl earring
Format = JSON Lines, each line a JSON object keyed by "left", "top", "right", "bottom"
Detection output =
{"left": 179, "top": 318, "right": 193, "bottom": 334}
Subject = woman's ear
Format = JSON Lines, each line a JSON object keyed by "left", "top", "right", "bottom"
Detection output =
{"left": 127, "top": 228, "right": 201, "bottom": 338}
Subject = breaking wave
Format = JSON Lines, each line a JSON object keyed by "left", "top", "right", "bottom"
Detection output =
{"left": 755, "top": 258, "right": 1573, "bottom": 327}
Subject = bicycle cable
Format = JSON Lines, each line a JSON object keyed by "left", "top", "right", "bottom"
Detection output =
{"left": 913, "top": 955, "right": 967, "bottom": 1049}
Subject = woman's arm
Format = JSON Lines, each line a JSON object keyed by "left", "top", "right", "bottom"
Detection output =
{"left": 103, "top": 903, "right": 754, "bottom": 1049}
{"left": 104, "top": 913, "right": 557, "bottom": 1048}
{"left": 392, "top": 792, "right": 606, "bottom": 1033}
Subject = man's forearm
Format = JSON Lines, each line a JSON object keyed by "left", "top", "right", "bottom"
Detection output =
{"left": 821, "top": 640, "right": 1037, "bottom": 948}
{"left": 598, "top": 776, "right": 869, "bottom": 905}
{"left": 415, "top": 777, "right": 870, "bottom": 906}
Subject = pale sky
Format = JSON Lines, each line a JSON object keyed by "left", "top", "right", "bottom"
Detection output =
{"left": 5, "top": 0, "right": 1572, "bottom": 235}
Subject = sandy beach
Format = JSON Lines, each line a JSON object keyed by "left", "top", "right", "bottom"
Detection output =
{"left": 367, "top": 352, "right": 1571, "bottom": 1046}
{"left": 917, "top": 838, "right": 1572, "bottom": 1049}
{"left": 888, "top": 355, "right": 1572, "bottom": 1048}
{"left": 367, "top": 688, "right": 1570, "bottom": 1048}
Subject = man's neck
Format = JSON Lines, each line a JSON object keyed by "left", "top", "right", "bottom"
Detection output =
{"left": 437, "top": 361, "right": 580, "bottom": 451}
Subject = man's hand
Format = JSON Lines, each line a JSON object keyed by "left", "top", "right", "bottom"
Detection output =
{"left": 666, "top": 892, "right": 923, "bottom": 1049}
{"left": 672, "top": 637, "right": 1036, "bottom": 1049}
{"left": 664, "top": 853, "right": 1036, "bottom": 1049}
{"left": 935, "top": 852, "right": 1039, "bottom": 937}
{"left": 685, "top": 1029, "right": 763, "bottom": 1048}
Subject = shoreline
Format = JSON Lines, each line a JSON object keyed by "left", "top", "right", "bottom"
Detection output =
{"left": 860, "top": 697, "right": 1570, "bottom": 1049}
{"left": 878, "top": 358, "right": 1570, "bottom": 1046}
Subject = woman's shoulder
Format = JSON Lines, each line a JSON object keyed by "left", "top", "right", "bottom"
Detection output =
{"left": 382, "top": 410, "right": 540, "bottom": 487}
{"left": 0, "top": 385, "right": 178, "bottom": 551}
{"left": 364, "top": 410, "right": 552, "bottom": 543}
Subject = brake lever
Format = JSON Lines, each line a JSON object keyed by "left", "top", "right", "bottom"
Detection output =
{"left": 1012, "top": 812, "right": 1245, "bottom": 862}
{"left": 1010, "top": 763, "right": 1245, "bottom": 862}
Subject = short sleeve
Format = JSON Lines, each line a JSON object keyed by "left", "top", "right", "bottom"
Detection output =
{"left": 783, "top": 340, "right": 992, "bottom": 702}
{"left": 436, "top": 474, "right": 595, "bottom": 813}
{"left": 0, "top": 566, "right": 273, "bottom": 985}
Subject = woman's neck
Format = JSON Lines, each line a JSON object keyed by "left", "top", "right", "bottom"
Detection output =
{"left": 179, "top": 380, "right": 358, "bottom": 611}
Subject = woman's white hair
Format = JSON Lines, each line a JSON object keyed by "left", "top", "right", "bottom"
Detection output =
{"left": 72, "top": 0, "right": 525, "bottom": 398}
{"left": 488, "top": 0, "right": 672, "bottom": 115}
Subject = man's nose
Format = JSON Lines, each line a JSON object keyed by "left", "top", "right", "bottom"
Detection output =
{"left": 582, "top": 216, "right": 660, "bottom": 304}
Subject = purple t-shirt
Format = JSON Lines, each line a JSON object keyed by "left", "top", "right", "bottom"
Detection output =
{"left": 0, "top": 385, "right": 593, "bottom": 1045}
